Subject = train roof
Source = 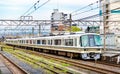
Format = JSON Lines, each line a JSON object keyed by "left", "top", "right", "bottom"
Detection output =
{"left": 6, "top": 33, "right": 100, "bottom": 41}
{"left": 100, "top": 33, "right": 120, "bottom": 35}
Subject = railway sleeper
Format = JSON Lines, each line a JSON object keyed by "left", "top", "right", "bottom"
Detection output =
{"left": 12, "top": 51, "right": 79, "bottom": 74}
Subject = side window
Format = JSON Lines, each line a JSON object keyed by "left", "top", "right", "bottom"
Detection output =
{"left": 89, "top": 35, "right": 94, "bottom": 46}
{"left": 42, "top": 40, "right": 46, "bottom": 44}
{"left": 30, "top": 40, "right": 32, "bottom": 44}
{"left": 54, "top": 39, "right": 61, "bottom": 45}
{"left": 20, "top": 40, "right": 22, "bottom": 43}
{"left": 65, "top": 39, "right": 73, "bottom": 46}
{"left": 37, "top": 40, "right": 41, "bottom": 44}
{"left": 51, "top": 40, "right": 52, "bottom": 45}
{"left": 81, "top": 35, "right": 89, "bottom": 47}
{"left": 23, "top": 40, "right": 24, "bottom": 43}
{"left": 94, "top": 35, "right": 101, "bottom": 46}
{"left": 22, "top": 40, "right": 23, "bottom": 44}
{"left": 26, "top": 40, "right": 28, "bottom": 44}
{"left": 48, "top": 40, "right": 51, "bottom": 45}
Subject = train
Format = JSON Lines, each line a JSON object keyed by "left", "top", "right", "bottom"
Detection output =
{"left": 5, "top": 33, "right": 103, "bottom": 60}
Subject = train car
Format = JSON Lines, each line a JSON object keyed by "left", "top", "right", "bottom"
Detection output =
{"left": 101, "top": 33, "right": 120, "bottom": 50}
{"left": 5, "top": 33, "right": 103, "bottom": 60}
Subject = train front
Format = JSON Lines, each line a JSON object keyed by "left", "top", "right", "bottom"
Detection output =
{"left": 80, "top": 34, "right": 102, "bottom": 60}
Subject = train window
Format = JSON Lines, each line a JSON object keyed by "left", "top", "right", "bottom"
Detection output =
{"left": 37, "top": 40, "right": 41, "bottom": 44}
{"left": 30, "top": 40, "right": 32, "bottom": 44}
{"left": 94, "top": 35, "right": 101, "bottom": 46}
{"left": 51, "top": 40, "right": 52, "bottom": 45}
{"left": 48, "top": 40, "right": 50, "bottom": 45}
{"left": 24, "top": 40, "right": 26, "bottom": 44}
{"left": 54, "top": 39, "right": 61, "bottom": 45}
{"left": 22, "top": 40, "right": 23, "bottom": 43}
{"left": 65, "top": 39, "right": 73, "bottom": 46}
{"left": 81, "top": 35, "right": 101, "bottom": 47}
{"left": 28, "top": 40, "right": 29, "bottom": 44}
{"left": 81, "top": 35, "right": 89, "bottom": 47}
{"left": 26, "top": 40, "right": 28, "bottom": 44}
{"left": 23, "top": 40, "right": 25, "bottom": 44}
{"left": 42, "top": 40, "right": 46, "bottom": 44}
{"left": 89, "top": 35, "right": 95, "bottom": 46}
{"left": 20, "top": 40, "right": 21, "bottom": 43}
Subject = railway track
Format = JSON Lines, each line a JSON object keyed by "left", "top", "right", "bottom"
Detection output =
{"left": 3, "top": 45, "right": 120, "bottom": 74}
{"left": 0, "top": 53, "right": 28, "bottom": 74}
{"left": 13, "top": 52, "right": 66, "bottom": 74}
{"left": 3, "top": 47, "right": 85, "bottom": 74}
{"left": 21, "top": 49, "right": 120, "bottom": 74}
{"left": 91, "top": 60, "right": 120, "bottom": 68}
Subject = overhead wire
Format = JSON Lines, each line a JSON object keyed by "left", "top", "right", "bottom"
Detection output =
{"left": 14, "top": 0, "right": 50, "bottom": 34}
{"left": 73, "top": 0, "right": 119, "bottom": 16}
{"left": 25, "top": 0, "right": 50, "bottom": 16}
{"left": 3, "top": 0, "right": 120, "bottom": 36}
{"left": 71, "top": 1, "right": 99, "bottom": 14}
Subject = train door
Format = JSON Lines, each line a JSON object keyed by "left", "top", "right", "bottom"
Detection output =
{"left": 48, "top": 39, "right": 50, "bottom": 45}
{"left": 51, "top": 40, "right": 53, "bottom": 45}
{"left": 73, "top": 38, "right": 77, "bottom": 46}
{"left": 61, "top": 38, "right": 64, "bottom": 46}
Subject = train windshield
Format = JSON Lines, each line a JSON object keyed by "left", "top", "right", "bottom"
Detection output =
{"left": 80, "top": 35, "right": 102, "bottom": 47}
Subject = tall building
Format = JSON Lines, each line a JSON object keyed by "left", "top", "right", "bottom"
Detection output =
{"left": 51, "top": 9, "right": 68, "bottom": 35}
{"left": 101, "top": 0, "right": 120, "bottom": 33}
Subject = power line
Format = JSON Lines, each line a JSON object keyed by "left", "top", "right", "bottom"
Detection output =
{"left": 71, "top": 0, "right": 99, "bottom": 14}
{"left": 79, "top": 7, "right": 120, "bottom": 20}
{"left": 72, "top": 0, "right": 120, "bottom": 17}
{"left": 21, "top": 0, "right": 41, "bottom": 16}
{"left": 25, "top": 0, "right": 50, "bottom": 16}
{"left": 15, "top": 0, "right": 50, "bottom": 30}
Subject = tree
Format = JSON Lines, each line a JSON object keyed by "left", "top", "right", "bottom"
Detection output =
{"left": 66, "top": 26, "right": 81, "bottom": 32}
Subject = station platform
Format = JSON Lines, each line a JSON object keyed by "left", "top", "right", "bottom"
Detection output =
{"left": 0, "top": 56, "right": 12, "bottom": 74}
{"left": 102, "top": 51, "right": 120, "bottom": 64}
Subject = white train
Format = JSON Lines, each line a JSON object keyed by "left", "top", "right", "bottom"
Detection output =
{"left": 5, "top": 33, "right": 103, "bottom": 60}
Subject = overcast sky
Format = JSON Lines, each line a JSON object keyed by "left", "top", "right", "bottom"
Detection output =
{"left": 0, "top": 0, "right": 98, "bottom": 20}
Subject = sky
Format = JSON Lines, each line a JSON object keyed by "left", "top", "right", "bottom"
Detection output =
{"left": 0, "top": 0, "right": 99, "bottom": 20}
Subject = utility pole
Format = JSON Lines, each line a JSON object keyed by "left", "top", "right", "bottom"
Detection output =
{"left": 103, "top": 18, "right": 106, "bottom": 51}
{"left": 103, "top": 0, "right": 106, "bottom": 52}
{"left": 39, "top": 24, "right": 41, "bottom": 36}
{"left": 32, "top": 27, "right": 34, "bottom": 37}
{"left": 103, "top": 0, "right": 109, "bottom": 51}
{"left": 69, "top": 14, "right": 72, "bottom": 33}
